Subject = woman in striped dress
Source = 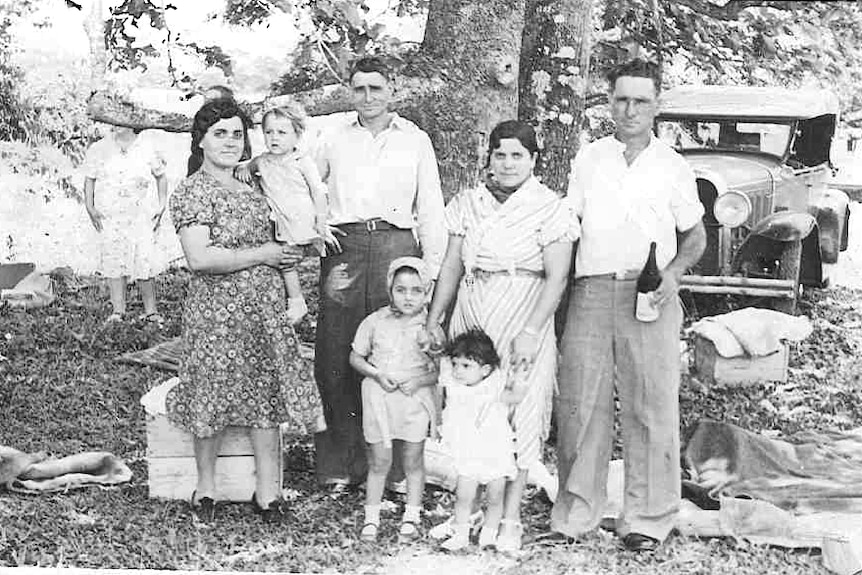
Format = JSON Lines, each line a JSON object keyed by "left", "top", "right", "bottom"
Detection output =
{"left": 426, "top": 120, "right": 577, "bottom": 551}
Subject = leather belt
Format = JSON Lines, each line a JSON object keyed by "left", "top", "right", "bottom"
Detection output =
{"left": 470, "top": 268, "right": 545, "bottom": 279}
{"left": 336, "top": 219, "right": 405, "bottom": 233}
{"left": 580, "top": 270, "right": 640, "bottom": 281}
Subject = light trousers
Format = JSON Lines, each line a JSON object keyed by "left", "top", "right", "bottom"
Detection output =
{"left": 552, "top": 276, "right": 681, "bottom": 540}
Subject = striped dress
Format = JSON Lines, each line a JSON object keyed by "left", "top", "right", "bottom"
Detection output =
{"left": 445, "top": 176, "right": 576, "bottom": 469}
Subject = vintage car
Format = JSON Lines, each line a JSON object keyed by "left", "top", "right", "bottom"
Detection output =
{"left": 656, "top": 86, "right": 851, "bottom": 312}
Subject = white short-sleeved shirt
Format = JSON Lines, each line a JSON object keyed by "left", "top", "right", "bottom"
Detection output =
{"left": 566, "top": 134, "right": 703, "bottom": 277}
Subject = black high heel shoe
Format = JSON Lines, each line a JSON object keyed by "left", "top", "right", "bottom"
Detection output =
{"left": 250, "top": 492, "right": 289, "bottom": 523}
{"left": 190, "top": 490, "right": 216, "bottom": 523}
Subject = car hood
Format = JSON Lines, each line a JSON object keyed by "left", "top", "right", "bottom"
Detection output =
{"left": 680, "top": 151, "right": 779, "bottom": 193}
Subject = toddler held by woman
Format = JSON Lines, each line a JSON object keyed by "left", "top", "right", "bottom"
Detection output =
{"left": 235, "top": 101, "right": 328, "bottom": 323}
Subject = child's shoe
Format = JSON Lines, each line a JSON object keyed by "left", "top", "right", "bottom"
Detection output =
{"left": 440, "top": 524, "right": 470, "bottom": 551}
{"left": 398, "top": 520, "right": 421, "bottom": 542}
{"left": 359, "top": 522, "right": 379, "bottom": 542}
{"left": 477, "top": 524, "right": 498, "bottom": 548}
{"left": 429, "top": 510, "right": 484, "bottom": 540}
{"left": 287, "top": 297, "right": 308, "bottom": 324}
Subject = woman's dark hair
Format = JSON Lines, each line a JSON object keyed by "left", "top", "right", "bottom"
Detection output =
{"left": 187, "top": 98, "right": 251, "bottom": 176}
{"left": 487, "top": 120, "right": 539, "bottom": 162}
{"left": 446, "top": 329, "right": 500, "bottom": 368}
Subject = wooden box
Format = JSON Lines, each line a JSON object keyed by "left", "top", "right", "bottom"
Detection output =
{"left": 693, "top": 335, "right": 788, "bottom": 386}
{"left": 143, "top": 379, "right": 281, "bottom": 501}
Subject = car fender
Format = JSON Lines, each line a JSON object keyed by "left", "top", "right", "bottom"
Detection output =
{"left": 810, "top": 188, "right": 850, "bottom": 262}
{"left": 731, "top": 217, "right": 823, "bottom": 287}
{"left": 748, "top": 211, "right": 816, "bottom": 242}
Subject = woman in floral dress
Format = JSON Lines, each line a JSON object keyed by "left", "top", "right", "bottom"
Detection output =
{"left": 426, "top": 120, "right": 577, "bottom": 551}
{"left": 168, "top": 98, "right": 323, "bottom": 523}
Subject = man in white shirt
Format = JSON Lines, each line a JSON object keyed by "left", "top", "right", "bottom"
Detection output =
{"left": 551, "top": 60, "right": 706, "bottom": 551}
{"left": 313, "top": 56, "right": 447, "bottom": 489}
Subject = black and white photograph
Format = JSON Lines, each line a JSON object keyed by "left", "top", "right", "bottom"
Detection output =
{"left": 1, "top": 0, "right": 862, "bottom": 573}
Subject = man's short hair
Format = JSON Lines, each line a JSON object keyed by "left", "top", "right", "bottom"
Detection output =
{"left": 348, "top": 56, "right": 394, "bottom": 83}
{"left": 607, "top": 59, "right": 662, "bottom": 94}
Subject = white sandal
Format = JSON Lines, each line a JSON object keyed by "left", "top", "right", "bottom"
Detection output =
{"left": 440, "top": 523, "right": 470, "bottom": 551}
{"left": 359, "top": 522, "right": 379, "bottom": 542}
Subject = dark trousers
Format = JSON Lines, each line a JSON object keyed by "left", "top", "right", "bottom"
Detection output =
{"left": 313, "top": 226, "right": 421, "bottom": 484}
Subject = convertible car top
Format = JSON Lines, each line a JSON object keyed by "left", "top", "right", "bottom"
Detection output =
{"left": 659, "top": 86, "right": 840, "bottom": 121}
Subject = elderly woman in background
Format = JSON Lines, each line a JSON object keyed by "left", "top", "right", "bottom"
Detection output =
{"left": 167, "top": 98, "right": 322, "bottom": 523}
{"left": 426, "top": 120, "right": 577, "bottom": 551}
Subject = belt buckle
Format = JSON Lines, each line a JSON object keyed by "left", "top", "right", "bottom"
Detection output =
{"left": 365, "top": 219, "right": 378, "bottom": 232}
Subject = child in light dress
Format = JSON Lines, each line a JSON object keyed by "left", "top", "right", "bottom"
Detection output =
{"left": 83, "top": 125, "right": 168, "bottom": 323}
{"left": 235, "top": 101, "right": 327, "bottom": 323}
{"left": 349, "top": 257, "right": 439, "bottom": 543}
{"left": 438, "top": 329, "right": 525, "bottom": 551}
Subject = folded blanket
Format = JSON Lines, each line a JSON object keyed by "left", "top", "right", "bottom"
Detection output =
{"left": 691, "top": 308, "right": 812, "bottom": 357}
{"left": 1, "top": 446, "right": 132, "bottom": 494}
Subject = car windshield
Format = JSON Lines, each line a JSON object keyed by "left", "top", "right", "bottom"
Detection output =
{"left": 656, "top": 119, "right": 792, "bottom": 157}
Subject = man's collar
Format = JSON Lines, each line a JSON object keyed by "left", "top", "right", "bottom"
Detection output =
{"left": 349, "top": 112, "right": 404, "bottom": 131}
{"left": 609, "top": 132, "right": 657, "bottom": 153}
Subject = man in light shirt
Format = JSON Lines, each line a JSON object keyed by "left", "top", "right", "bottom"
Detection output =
{"left": 313, "top": 56, "right": 447, "bottom": 490}
{"left": 551, "top": 59, "right": 706, "bottom": 552}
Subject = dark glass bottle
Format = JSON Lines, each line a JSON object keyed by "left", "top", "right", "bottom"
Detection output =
{"left": 635, "top": 242, "right": 662, "bottom": 322}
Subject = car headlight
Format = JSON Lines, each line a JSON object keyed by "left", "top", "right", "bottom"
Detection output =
{"left": 713, "top": 191, "right": 752, "bottom": 227}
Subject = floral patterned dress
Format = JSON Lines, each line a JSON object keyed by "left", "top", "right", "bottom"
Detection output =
{"left": 167, "top": 170, "right": 322, "bottom": 438}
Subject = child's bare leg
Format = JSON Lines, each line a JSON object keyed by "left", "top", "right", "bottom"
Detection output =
{"left": 362, "top": 442, "right": 392, "bottom": 540}
{"left": 479, "top": 477, "right": 506, "bottom": 546}
{"left": 282, "top": 269, "right": 307, "bottom": 324}
{"left": 442, "top": 475, "right": 478, "bottom": 550}
{"left": 400, "top": 440, "right": 425, "bottom": 539}
{"left": 107, "top": 276, "right": 127, "bottom": 316}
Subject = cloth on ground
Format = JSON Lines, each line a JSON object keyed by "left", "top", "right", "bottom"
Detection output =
{"left": 0, "top": 263, "right": 54, "bottom": 309}
{"left": 690, "top": 308, "right": 812, "bottom": 357}
{"left": 684, "top": 420, "right": 862, "bottom": 514}
{"left": 117, "top": 337, "right": 183, "bottom": 371}
{"left": 0, "top": 446, "right": 132, "bottom": 493}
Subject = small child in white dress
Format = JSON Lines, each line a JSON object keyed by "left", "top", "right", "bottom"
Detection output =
{"left": 235, "top": 101, "right": 327, "bottom": 323}
{"left": 438, "top": 329, "right": 525, "bottom": 551}
{"left": 349, "top": 257, "right": 439, "bottom": 543}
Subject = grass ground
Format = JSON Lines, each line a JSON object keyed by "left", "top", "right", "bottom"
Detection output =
{"left": 0, "top": 263, "right": 860, "bottom": 573}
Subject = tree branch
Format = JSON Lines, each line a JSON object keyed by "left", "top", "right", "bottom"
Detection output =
{"left": 87, "top": 75, "right": 447, "bottom": 131}
{"left": 672, "top": 0, "right": 801, "bottom": 20}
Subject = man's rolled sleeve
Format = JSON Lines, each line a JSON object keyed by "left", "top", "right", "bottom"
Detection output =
{"left": 671, "top": 163, "right": 704, "bottom": 232}
{"left": 414, "top": 133, "right": 447, "bottom": 278}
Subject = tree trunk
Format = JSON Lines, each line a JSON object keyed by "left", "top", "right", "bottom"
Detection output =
{"left": 83, "top": 0, "right": 106, "bottom": 89}
{"left": 413, "top": 0, "right": 525, "bottom": 196}
{"left": 518, "top": 0, "right": 592, "bottom": 194}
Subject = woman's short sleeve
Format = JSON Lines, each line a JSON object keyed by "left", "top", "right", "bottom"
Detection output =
{"left": 537, "top": 199, "right": 580, "bottom": 246}
{"left": 443, "top": 191, "right": 467, "bottom": 236}
{"left": 170, "top": 175, "right": 216, "bottom": 231}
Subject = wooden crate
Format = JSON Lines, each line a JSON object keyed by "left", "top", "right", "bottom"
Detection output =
{"left": 145, "top": 401, "right": 281, "bottom": 501}
{"left": 693, "top": 335, "right": 788, "bottom": 386}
